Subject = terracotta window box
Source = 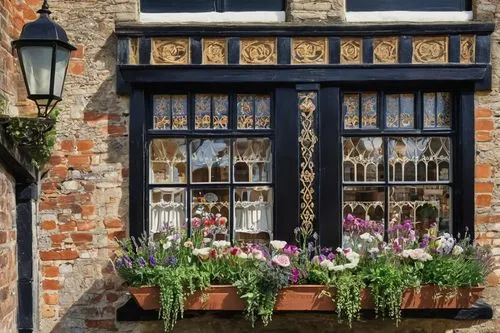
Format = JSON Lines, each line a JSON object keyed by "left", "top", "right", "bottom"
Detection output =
{"left": 128, "top": 285, "right": 484, "bottom": 311}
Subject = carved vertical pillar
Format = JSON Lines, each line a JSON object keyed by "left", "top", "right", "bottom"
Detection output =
{"left": 297, "top": 88, "right": 318, "bottom": 234}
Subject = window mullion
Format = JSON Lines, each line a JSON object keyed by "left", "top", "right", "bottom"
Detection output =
{"left": 383, "top": 136, "right": 390, "bottom": 240}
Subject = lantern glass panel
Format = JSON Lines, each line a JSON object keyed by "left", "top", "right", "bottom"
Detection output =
{"left": 54, "top": 46, "right": 70, "bottom": 98}
{"left": 19, "top": 46, "right": 53, "bottom": 95}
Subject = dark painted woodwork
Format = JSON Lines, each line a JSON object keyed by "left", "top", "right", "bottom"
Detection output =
{"left": 191, "top": 37, "right": 202, "bottom": 65}
{"left": 363, "top": 37, "right": 373, "bottom": 64}
{"left": 328, "top": 37, "right": 341, "bottom": 64}
{"left": 476, "top": 34, "right": 491, "bottom": 64}
{"left": 399, "top": 36, "right": 413, "bottom": 64}
{"left": 449, "top": 35, "right": 460, "bottom": 63}
{"left": 347, "top": 0, "right": 470, "bottom": 12}
{"left": 278, "top": 37, "right": 291, "bottom": 65}
{"left": 139, "top": 37, "right": 151, "bottom": 65}
{"left": 228, "top": 37, "right": 240, "bottom": 64}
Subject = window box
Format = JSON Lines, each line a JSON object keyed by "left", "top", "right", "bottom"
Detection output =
{"left": 128, "top": 285, "right": 484, "bottom": 311}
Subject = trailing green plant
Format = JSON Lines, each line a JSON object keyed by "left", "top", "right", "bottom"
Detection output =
{"left": 331, "top": 271, "right": 364, "bottom": 328}
{"left": 4, "top": 109, "right": 59, "bottom": 167}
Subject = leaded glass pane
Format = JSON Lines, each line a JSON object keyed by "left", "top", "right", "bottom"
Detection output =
{"left": 212, "top": 94, "right": 229, "bottom": 129}
{"left": 234, "top": 138, "right": 272, "bottom": 183}
{"left": 343, "top": 137, "right": 384, "bottom": 182}
{"left": 423, "top": 93, "right": 436, "bottom": 128}
{"left": 388, "top": 137, "right": 451, "bottom": 182}
{"left": 153, "top": 95, "right": 171, "bottom": 130}
{"left": 361, "top": 93, "right": 378, "bottom": 128}
{"left": 190, "top": 139, "right": 230, "bottom": 183}
{"left": 150, "top": 188, "right": 186, "bottom": 234}
{"left": 436, "top": 92, "right": 452, "bottom": 128}
{"left": 171, "top": 95, "right": 188, "bottom": 130}
{"left": 195, "top": 94, "right": 212, "bottom": 129}
{"left": 385, "top": 94, "right": 400, "bottom": 128}
{"left": 343, "top": 93, "right": 360, "bottom": 129}
{"left": 400, "top": 94, "right": 415, "bottom": 128}
{"left": 255, "top": 95, "right": 272, "bottom": 129}
{"left": 343, "top": 186, "right": 385, "bottom": 222}
{"left": 237, "top": 95, "right": 255, "bottom": 129}
{"left": 150, "top": 139, "right": 187, "bottom": 184}
{"left": 389, "top": 185, "right": 451, "bottom": 234}
{"left": 385, "top": 94, "right": 414, "bottom": 129}
{"left": 192, "top": 189, "right": 230, "bottom": 239}
{"left": 234, "top": 187, "right": 273, "bottom": 243}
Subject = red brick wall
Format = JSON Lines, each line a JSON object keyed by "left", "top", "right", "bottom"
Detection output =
{"left": 0, "top": 163, "right": 17, "bottom": 333}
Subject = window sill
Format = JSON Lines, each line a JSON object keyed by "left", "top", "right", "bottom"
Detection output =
{"left": 139, "top": 11, "right": 286, "bottom": 23}
{"left": 346, "top": 11, "right": 473, "bottom": 22}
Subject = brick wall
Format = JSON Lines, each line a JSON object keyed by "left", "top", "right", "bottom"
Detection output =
{"left": 0, "top": 0, "right": 497, "bottom": 332}
{"left": 0, "top": 163, "right": 17, "bottom": 333}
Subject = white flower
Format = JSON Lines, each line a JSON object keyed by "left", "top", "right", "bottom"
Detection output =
{"left": 251, "top": 249, "right": 265, "bottom": 261}
{"left": 236, "top": 252, "right": 248, "bottom": 259}
{"left": 192, "top": 247, "right": 211, "bottom": 260}
{"left": 452, "top": 245, "right": 464, "bottom": 256}
{"left": 166, "top": 235, "right": 174, "bottom": 241}
{"left": 212, "top": 240, "right": 231, "bottom": 248}
{"left": 344, "top": 262, "right": 357, "bottom": 269}
{"left": 401, "top": 249, "right": 432, "bottom": 262}
{"left": 332, "top": 265, "right": 345, "bottom": 271}
{"left": 163, "top": 241, "right": 172, "bottom": 250}
{"left": 369, "top": 247, "right": 379, "bottom": 255}
{"left": 320, "top": 259, "right": 333, "bottom": 269}
{"left": 360, "top": 232, "right": 373, "bottom": 242}
{"left": 375, "top": 234, "right": 383, "bottom": 242}
{"left": 336, "top": 247, "right": 343, "bottom": 254}
{"left": 203, "top": 238, "right": 212, "bottom": 244}
{"left": 270, "top": 240, "right": 287, "bottom": 250}
{"left": 345, "top": 251, "right": 360, "bottom": 263}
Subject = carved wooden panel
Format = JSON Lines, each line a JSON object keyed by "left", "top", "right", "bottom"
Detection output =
{"left": 460, "top": 35, "right": 475, "bottom": 64}
{"left": 373, "top": 37, "right": 399, "bottom": 64}
{"left": 291, "top": 37, "right": 328, "bottom": 64}
{"left": 202, "top": 38, "right": 227, "bottom": 65}
{"left": 412, "top": 36, "right": 448, "bottom": 64}
{"left": 240, "top": 38, "right": 277, "bottom": 65}
{"left": 151, "top": 38, "right": 190, "bottom": 65}
{"left": 341, "top": 38, "right": 362, "bottom": 64}
{"left": 129, "top": 38, "right": 139, "bottom": 65}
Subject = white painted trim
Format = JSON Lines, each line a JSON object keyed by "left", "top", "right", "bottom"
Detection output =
{"left": 140, "top": 11, "right": 286, "bottom": 23}
{"left": 346, "top": 11, "right": 473, "bottom": 22}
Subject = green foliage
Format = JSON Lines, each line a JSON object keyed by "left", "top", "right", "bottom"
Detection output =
{"left": 422, "top": 256, "right": 484, "bottom": 288}
{"left": 0, "top": 96, "right": 7, "bottom": 115}
{"left": 331, "top": 271, "right": 364, "bottom": 328}
{"left": 5, "top": 109, "right": 59, "bottom": 168}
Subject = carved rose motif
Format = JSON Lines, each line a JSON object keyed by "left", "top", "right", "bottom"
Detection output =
{"left": 240, "top": 39, "right": 276, "bottom": 64}
{"left": 341, "top": 39, "right": 361, "bottom": 64}
{"left": 203, "top": 39, "right": 226, "bottom": 64}
{"left": 129, "top": 39, "right": 139, "bottom": 64}
{"left": 153, "top": 39, "right": 189, "bottom": 64}
{"left": 413, "top": 37, "right": 447, "bottom": 63}
{"left": 460, "top": 36, "right": 475, "bottom": 64}
{"left": 292, "top": 39, "right": 327, "bottom": 64}
{"left": 374, "top": 39, "right": 398, "bottom": 64}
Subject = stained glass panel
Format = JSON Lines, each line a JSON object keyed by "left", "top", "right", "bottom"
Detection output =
{"left": 389, "top": 185, "right": 451, "bottom": 234}
{"left": 212, "top": 94, "right": 229, "bottom": 129}
{"left": 153, "top": 95, "right": 171, "bottom": 130}
{"left": 150, "top": 188, "right": 186, "bottom": 234}
{"left": 385, "top": 94, "right": 399, "bottom": 128}
{"left": 237, "top": 95, "right": 255, "bottom": 129}
{"left": 195, "top": 94, "right": 212, "bottom": 129}
{"left": 343, "top": 137, "right": 384, "bottom": 182}
{"left": 436, "top": 92, "right": 452, "bottom": 128}
{"left": 423, "top": 93, "right": 437, "bottom": 128}
{"left": 171, "top": 95, "right": 188, "bottom": 130}
{"left": 400, "top": 94, "right": 415, "bottom": 128}
{"left": 343, "top": 93, "right": 360, "bottom": 129}
{"left": 150, "top": 139, "right": 187, "bottom": 184}
{"left": 234, "top": 187, "right": 273, "bottom": 243}
{"left": 190, "top": 139, "right": 230, "bottom": 183}
{"left": 255, "top": 95, "right": 272, "bottom": 129}
{"left": 234, "top": 138, "right": 272, "bottom": 183}
{"left": 388, "top": 137, "right": 451, "bottom": 182}
{"left": 361, "top": 93, "right": 378, "bottom": 128}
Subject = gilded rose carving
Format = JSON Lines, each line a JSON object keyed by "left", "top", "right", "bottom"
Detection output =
{"left": 152, "top": 38, "right": 190, "bottom": 65}
{"left": 373, "top": 38, "right": 398, "bottom": 64}
{"left": 292, "top": 38, "right": 328, "bottom": 64}
{"left": 460, "top": 35, "right": 475, "bottom": 64}
{"left": 240, "top": 38, "right": 277, "bottom": 65}
{"left": 129, "top": 38, "right": 139, "bottom": 65}
{"left": 412, "top": 37, "right": 448, "bottom": 64}
{"left": 341, "top": 38, "right": 362, "bottom": 64}
{"left": 203, "top": 38, "right": 227, "bottom": 64}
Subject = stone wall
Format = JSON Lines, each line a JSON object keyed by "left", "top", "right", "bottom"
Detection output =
{"left": 0, "top": 0, "right": 497, "bottom": 332}
{"left": 0, "top": 163, "right": 17, "bottom": 333}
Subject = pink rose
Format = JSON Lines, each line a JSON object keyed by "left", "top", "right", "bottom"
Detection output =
{"left": 271, "top": 254, "right": 290, "bottom": 267}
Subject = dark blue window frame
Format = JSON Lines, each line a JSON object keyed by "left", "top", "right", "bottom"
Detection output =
{"left": 347, "top": 0, "right": 471, "bottom": 12}
{"left": 141, "top": 0, "right": 285, "bottom": 13}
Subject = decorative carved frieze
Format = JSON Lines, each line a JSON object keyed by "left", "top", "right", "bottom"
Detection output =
{"left": 129, "top": 38, "right": 139, "bottom": 65}
{"left": 460, "top": 35, "right": 475, "bottom": 64}
{"left": 298, "top": 92, "right": 318, "bottom": 234}
{"left": 373, "top": 37, "right": 399, "bottom": 64}
{"left": 291, "top": 38, "right": 328, "bottom": 64}
{"left": 341, "top": 38, "right": 362, "bottom": 64}
{"left": 412, "top": 36, "right": 448, "bottom": 64}
{"left": 151, "top": 38, "right": 190, "bottom": 65}
{"left": 240, "top": 38, "right": 277, "bottom": 65}
{"left": 203, "top": 38, "right": 227, "bottom": 65}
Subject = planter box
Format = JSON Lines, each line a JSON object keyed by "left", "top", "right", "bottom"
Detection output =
{"left": 128, "top": 285, "right": 484, "bottom": 312}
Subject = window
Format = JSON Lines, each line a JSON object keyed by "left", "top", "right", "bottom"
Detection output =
{"left": 148, "top": 92, "right": 274, "bottom": 244}
{"left": 347, "top": 0, "right": 471, "bottom": 12}
{"left": 341, "top": 90, "right": 455, "bottom": 239}
{"left": 141, "top": 0, "right": 285, "bottom": 13}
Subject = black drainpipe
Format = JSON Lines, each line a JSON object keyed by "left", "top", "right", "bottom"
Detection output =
{"left": 16, "top": 183, "right": 37, "bottom": 333}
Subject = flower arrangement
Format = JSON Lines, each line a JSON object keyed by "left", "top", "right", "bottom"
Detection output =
{"left": 115, "top": 213, "right": 493, "bottom": 332}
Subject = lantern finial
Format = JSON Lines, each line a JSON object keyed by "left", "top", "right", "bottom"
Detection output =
{"left": 38, "top": 1, "right": 51, "bottom": 15}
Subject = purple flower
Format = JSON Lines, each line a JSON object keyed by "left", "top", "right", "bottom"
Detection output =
{"left": 149, "top": 255, "right": 157, "bottom": 267}
{"left": 137, "top": 257, "right": 146, "bottom": 266}
{"left": 327, "top": 252, "right": 335, "bottom": 261}
{"left": 290, "top": 268, "right": 300, "bottom": 284}
{"left": 420, "top": 234, "right": 430, "bottom": 248}
{"left": 284, "top": 244, "right": 299, "bottom": 256}
{"left": 166, "top": 256, "right": 177, "bottom": 266}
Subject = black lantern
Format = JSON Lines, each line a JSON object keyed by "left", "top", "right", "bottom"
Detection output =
{"left": 12, "top": 0, "right": 76, "bottom": 118}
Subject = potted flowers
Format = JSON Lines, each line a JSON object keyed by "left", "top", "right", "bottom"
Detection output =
{"left": 115, "top": 214, "right": 493, "bottom": 332}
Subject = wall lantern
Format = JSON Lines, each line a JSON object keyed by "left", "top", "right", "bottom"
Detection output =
{"left": 12, "top": 0, "right": 76, "bottom": 118}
